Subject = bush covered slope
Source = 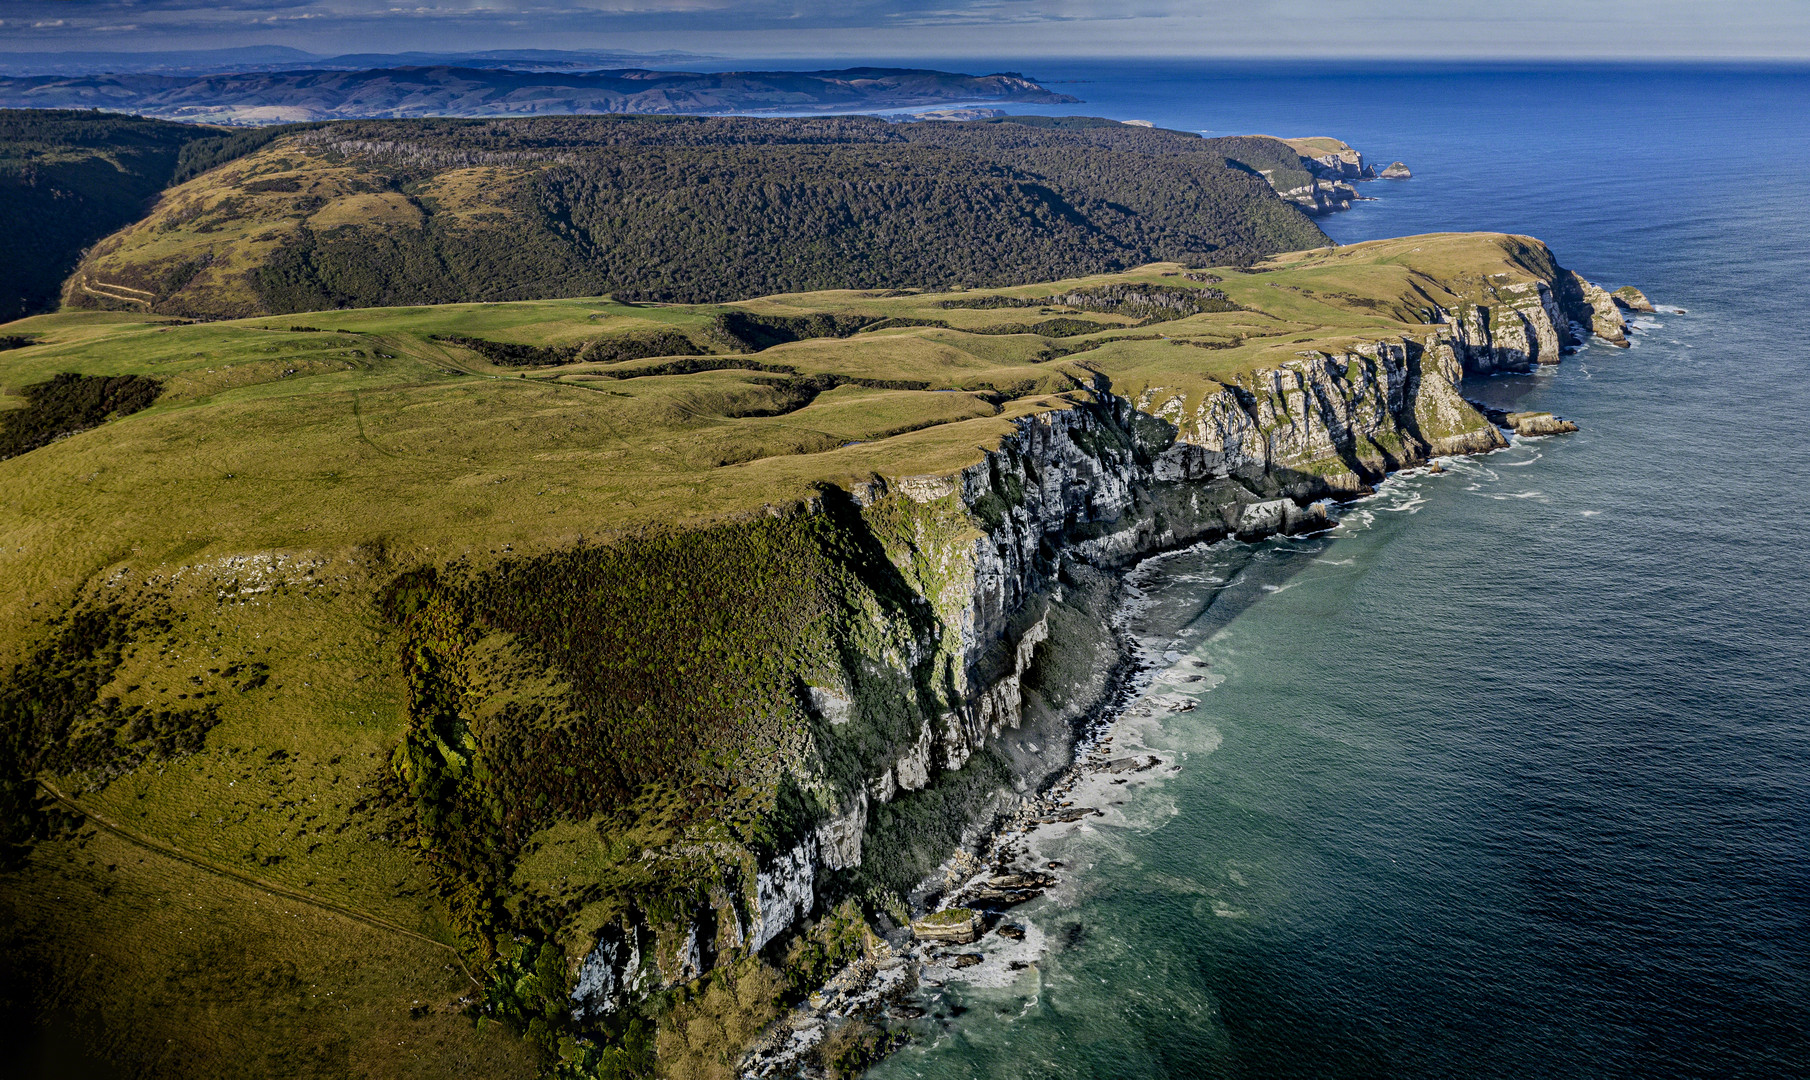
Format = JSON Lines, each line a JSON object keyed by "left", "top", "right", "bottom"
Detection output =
{"left": 65, "top": 114, "right": 1329, "bottom": 318}
{"left": 0, "top": 110, "right": 225, "bottom": 321}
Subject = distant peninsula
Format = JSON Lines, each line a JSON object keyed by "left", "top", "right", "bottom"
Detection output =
{"left": 0, "top": 66, "right": 1080, "bottom": 124}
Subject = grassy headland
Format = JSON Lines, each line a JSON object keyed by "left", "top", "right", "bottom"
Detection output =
{"left": 1, "top": 231, "right": 1575, "bottom": 1077}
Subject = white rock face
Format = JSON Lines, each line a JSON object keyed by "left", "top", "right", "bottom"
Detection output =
{"left": 571, "top": 923, "right": 647, "bottom": 1020}
{"left": 806, "top": 683, "right": 854, "bottom": 725}
{"left": 1570, "top": 272, "right": 1629, "bottom": 346}
{"left": 673, "top": 923, "right": 703, "bottom": 984}
{"left": 1413, "top": 341, "right": 1510, "bottom": 456}
{"left": 888, "top": 719, "right": 933, "bottom": 798}
{"left": 1439, "top": 280, "right": 1570, "bottom": 373}
{"left": 751, "top": 838, "right": 817, "bottom": 951}
{"left": 816, "top": 792, "right": 868, "bottom": 871}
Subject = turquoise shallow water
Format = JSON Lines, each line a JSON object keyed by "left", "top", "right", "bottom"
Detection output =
{"left": 870, "top": 63, "right": 1810, "bottom": 1079}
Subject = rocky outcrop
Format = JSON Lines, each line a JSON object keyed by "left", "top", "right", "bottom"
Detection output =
{"left": 1472, "top": 402, "right": 1580, "bottom": 437}
{"left": 1568, "top": 272, "right": 1629, "bottom": 347}
{"left": 816, "top": 793, "right": 868, "bottom": 871}
{"left": 910, "top": 909, "right": 980, "bottom": 944}
{"left": 1437, "top": 280, "right": 1570, "bottom": 373}
{"left": 1142, "top": 336, "right": 1507, "bottom": 493}
{"left": 1613, "top": 285, "right": 1655, "bottom": 312}
{"left": 751, "top": 839, "right": 818, "bottom": 951}
{"left": 1270, "top": 138, "right": 1408, "bottom": 215}
{"left": 1274, "top": 177, "right": 1365, "bottom": 214}
{"left": 1288, "top": 138, "right": 1373, "bottom": 179}
{"left": 571, "top": 922, "right": 655, "bottom": 1022}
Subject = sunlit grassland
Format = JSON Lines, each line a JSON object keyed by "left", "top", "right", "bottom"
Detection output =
{"left": 0, "top": 230, "right": 1553, "bottom": 1074}
{"left": 0, "top": 824, "right": 538, "bottom": 1079}
{"left": 1, "top": 232, "right": 1543, "bottom": 641}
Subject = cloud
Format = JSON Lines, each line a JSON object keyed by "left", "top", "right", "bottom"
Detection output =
{"left": 2, "top": 0, "right": 1807, "bottom": 59}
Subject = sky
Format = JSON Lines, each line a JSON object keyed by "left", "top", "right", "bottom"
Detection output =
{"left": 3, "top": 0, "right": 1810, "bottom": 61}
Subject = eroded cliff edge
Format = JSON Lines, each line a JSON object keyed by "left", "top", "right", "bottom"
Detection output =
{"left": 550, "top": 242, "right": 1626, "bottom": 1067}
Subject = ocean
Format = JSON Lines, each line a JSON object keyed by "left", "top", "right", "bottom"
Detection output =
{"left": 865, "top": 61, "right": 1810, "bottom": 1079}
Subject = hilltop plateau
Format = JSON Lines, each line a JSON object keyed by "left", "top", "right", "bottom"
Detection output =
{"left": 0, "top": 231, "right": 1633, "bottom": 1078}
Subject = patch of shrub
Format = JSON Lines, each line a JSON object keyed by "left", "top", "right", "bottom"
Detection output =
{"left": 965, "top": 317, "right": 1111, "bottom": 339}
{"left": 577, "top": 330, "right": 705, "bottom": 364}
{"left": 0, "top": 372, "right": 161, "bottom": 461}
{"left": 0, "top": 603, "right": 219, "bottom": 851}
{"left": 710, "top": 312, "right": 881, "bottom": 353}
{"left": 817, "top": 1019, "right": 902, "bottom": 1080}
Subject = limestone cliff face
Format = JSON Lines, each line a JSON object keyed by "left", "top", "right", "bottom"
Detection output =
{"left": 1431, "top": 260, "right": 1631, "bottom": 374}
{"left": 1568, "top": 272, "right": 1630, "bottom": 347}
{"left": 1291, "top": 139, "right": 1374, "bottom": 180}
{"left": 1438, "top": 280, "right": 1569, "bottom": 373}
{"left": 1270, "top": 138, "right": 1400, "bottom": 215}
{"left": 1275, "top": 177, "right": 1363, "bottom": 215}
{"left": 570, "top": 256, "right": 1623, "bottom": 1022}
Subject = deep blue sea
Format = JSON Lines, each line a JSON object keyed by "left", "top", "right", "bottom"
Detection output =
{"left": 861, "top": 62, "right": 1810, "bottom": 1079}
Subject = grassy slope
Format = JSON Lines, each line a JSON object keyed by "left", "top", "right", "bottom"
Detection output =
{"left": 1281, "top": 136, "right": 1357, "bottom": 157}
{"left": 1, "top": 231, "right": 1552, "bottom": 1076}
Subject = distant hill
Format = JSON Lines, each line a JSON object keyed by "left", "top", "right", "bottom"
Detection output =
{"left": 0, "top": 47, "right": 710, "bottom": 77}
{"left": 0, "top": 66, "right": 1079, "bottom": 124}
{"left": 0, "top": 110, "right": 228, "bottom": 321}
{"left": 65, "top": 114, "right": 1330, "bottom": 317}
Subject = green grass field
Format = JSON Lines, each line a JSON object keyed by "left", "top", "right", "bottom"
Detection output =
{"left": 0, "top": 231, "right": 1565, "bottom": 1077}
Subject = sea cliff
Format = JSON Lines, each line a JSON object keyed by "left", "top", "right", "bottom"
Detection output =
{"left": 1264, "top": 136, "right": 1413, "bottom": 215}
{"left": 564, "top": 248, "right": 1626, "bottom": 1073}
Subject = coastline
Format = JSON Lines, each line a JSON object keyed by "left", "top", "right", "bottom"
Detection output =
{"left": 742, "top": 300, "right": 1650, "bottom": 1075}
{"left": 741, "top": 453, "right": 1520, "bottom": 1078}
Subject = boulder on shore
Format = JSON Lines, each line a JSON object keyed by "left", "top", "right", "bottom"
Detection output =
{"left": 1469, "top": 401, "right": 1580, "bottom": 437}
{"left": 912, "top": 908, "right": 981, "bottom": 944}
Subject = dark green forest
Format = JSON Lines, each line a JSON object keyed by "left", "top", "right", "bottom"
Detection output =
{"left": 10, "top": 111, "right": 1331, "bottom": 320}
{"left": 255, "top": 115, "right": 1328, "bottom": 311}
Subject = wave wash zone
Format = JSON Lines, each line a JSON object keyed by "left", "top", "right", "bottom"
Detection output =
{"left": 0, "top": 231, "right": 1634, "bottom": 1079}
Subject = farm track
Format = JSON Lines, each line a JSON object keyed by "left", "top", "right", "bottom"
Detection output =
{"left": 37, "top": 778, "right": 482, "bottom": 988}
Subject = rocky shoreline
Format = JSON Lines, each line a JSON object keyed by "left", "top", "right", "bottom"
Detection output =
{"left": 735, "top": 296, "right": 1662, "bottom": 1078}
{"left": 739, "top": 564, "right": 1167, "bottom": 1079}
{"left": 1268, "top": 137, "right": 1412, "bottom": 215}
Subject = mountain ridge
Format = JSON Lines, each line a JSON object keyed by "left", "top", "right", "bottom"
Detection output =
{"left": 0, "top": 66, "right": 1080, "bottom": 124}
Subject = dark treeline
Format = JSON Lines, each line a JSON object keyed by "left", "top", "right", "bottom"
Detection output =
{"left": 937, "top": 281, "right": 1236, "bottom": 319}
{"left": 0, "top": 111, "right": 206, "bottom": 321}
{"left": 0, "top": 110, "right": 342, "bottom": 321}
